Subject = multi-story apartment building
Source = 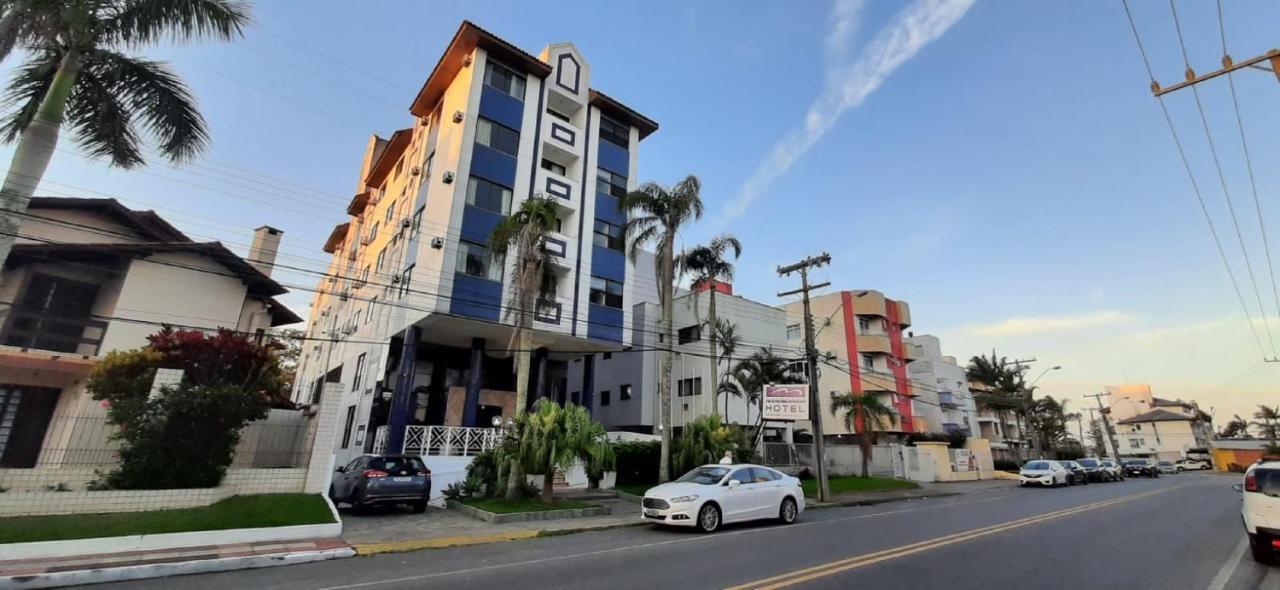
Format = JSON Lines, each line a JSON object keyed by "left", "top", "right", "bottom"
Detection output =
{"left": 291, "top": 22, "right": 659, "bottom": 463}
{"left": 1105, "top": 384, "right": 1211, "bottom": 460}
{"left": 574, "top": 281, "right": 789, "bottom": 433}
{"left": 906, "top": 334, "right": 978, "bottom": 435}
{"left": 0, "top": 197, "right": 298, "bottom": 470}
{"left": 782, "top": 290, "right": 919, "bottom": 440}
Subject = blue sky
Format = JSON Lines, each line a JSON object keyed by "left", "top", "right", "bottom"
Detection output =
{"left": 11, "top": 0, "right": 1280, "bottom": 423}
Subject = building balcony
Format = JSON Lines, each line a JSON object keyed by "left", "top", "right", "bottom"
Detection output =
{"left": 857, "top": 333, "right": 892, "bottom": 354}
{"left": 0, "top": 306, "right": 108, "bottom": 357}
{"left": 938, "top": 391, "right": 958, "bottom": 408}
{"left": 542, "top": 231, "right": 575, "bottom": 273}
{"left": 542, "top": 116, "right": 583, "bottom": 164}
{"left": 535, "top": 168, "right": 580, "bottom": 214}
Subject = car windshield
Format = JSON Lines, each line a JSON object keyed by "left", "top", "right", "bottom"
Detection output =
{"left": 675, "top": 466, "right": 731, "bottom": 484}
{"left": 1078, "top": 459, "right": 1099, "bottom": 467}
{"left": 1023, "top": 461, "right": 1051, "bottom": 470}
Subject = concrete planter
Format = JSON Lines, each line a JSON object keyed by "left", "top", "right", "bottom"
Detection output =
{"left": 446, "top": 499, "right": 611, "bottom": 524}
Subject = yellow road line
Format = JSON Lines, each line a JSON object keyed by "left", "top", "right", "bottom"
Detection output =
{"left": 726, "top": 487, "right": 1175, "bottom": 590}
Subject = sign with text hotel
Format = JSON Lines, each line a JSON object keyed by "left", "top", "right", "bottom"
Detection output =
{"left": 762, "top": 384, "right": 809, "bottom": 421}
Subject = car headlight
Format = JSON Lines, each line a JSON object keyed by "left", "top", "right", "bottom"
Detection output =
{"left": 669, "top": 495, "right": 699, "bottom": 504}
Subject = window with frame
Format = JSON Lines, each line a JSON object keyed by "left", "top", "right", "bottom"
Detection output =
{"left": 424, "top": 152, "right": 434, "bottom": 177}
{"left": 599, "top": 115, "right": 629, "bottom": 148}
{"left": 376, "top": 248, "right": 386, "bottom": 271}
{"left": 858, "top": 317, "right": 872, "bottom": 333}
{"left": 352, "top": 353, "right": 367, "bottom": 392}
{"left": 385, "top": 200, "right": 396, "bottom": 224}
{"left": 484, "top": 60, "right": 526, "bottom": 99}
{"left": 678, "top": 377, "right": 702, "bottom": 397}
{"left": 786, "top": 324, "right": 802, "bottom": 340}
{"left": 400, "top": 264, "right": 414, "bottom": 298}
{"left": 600, "top": 390, "right": 610, "bottom": 406}
{"left": 341, "top": 406, "right": 357, "bottom": 449}
{"left": 466, "top": 175, "right": 513, "bottom": 215}
{"left": 411, "top": 208, "right": 423, "bottom": 239}
{"left": 677, "top": 325, "right": 701, "bottom": 344}
{"left": 593, "top": 219, "right": 624, "bottom": 251}
{"left": 456, "top": 240, "right": 503, "bottom": 282}
{"left": 476, "top": 117, "right": 520, "bottom": 157}
{"left": 547, "top": 108, "right": 570, "bottom": 123}
{"left": 541, "top": 158, "right": 566, "bottom": 175}
{"left": 589, "top": 276, "right": 623, "bottom": 308}
{"left": 1129, "top": 438, "right": 1142, "bottom": 448}
{"left": 620, "top": 384, "right": 632, "bottom": 400}
{"left": 596, "top": 168, "right": 627, "bottom": 198}
{"left": 367, "top": 297, "right": 377, "bottom": 323}
{"left": 861, "top": 354, "right": 875, "bottom": 370}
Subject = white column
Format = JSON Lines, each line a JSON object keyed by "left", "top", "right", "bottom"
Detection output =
{"left": 304, "top": 382, "right": 345, "bottom": 494}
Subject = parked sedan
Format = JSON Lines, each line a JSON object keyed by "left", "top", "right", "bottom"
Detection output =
{"left": 1060, "top": 461, "right": 1091, "bottom": 485}
{"left": 1101, "top": 460, "right": 1125, "bottom": 481}
{"left": 1076, "top": 458, "right": 1110, "bottom": 482}
{"left": 1176, "top": 459, "right": 1211, "bottom": 471}
{"left": 1156, "top": 460, "right": 1179, "bottom": 474}
{"left": 642, "top": 464, "right": 805, "bottom": 533}
{"left": 1019, "top": 460, "right": 1069, "bottom": 487}
{"left": 1123, "top": 458, "right": 1160, "bottom": 478}
{"left": 330, "top": 454, "right": 432, "bottom": 513}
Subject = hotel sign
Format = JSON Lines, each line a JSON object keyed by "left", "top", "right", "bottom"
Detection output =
{"left": 762, "top": 384, "right": 809, "bottom": 421}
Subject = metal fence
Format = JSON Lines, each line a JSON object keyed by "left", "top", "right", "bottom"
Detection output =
{"left": 372, "top": 425, "right": 504, "bottom": 457}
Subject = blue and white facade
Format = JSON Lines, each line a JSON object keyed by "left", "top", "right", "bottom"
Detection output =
{"left": 291, "top": 22, "right": 659, "bottom": 465}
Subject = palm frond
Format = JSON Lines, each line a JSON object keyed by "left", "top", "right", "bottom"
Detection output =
{"left": 64, "top": 64, "right": 144, "bottom": 167}
{"left": 85, "top": 51, "right": 208, "bottom": 163}
{"left": 0, "top": 48, "right": 56, "bottom": 142}
{"left": 104, "top": 0, "right": 251, "bottom": 46}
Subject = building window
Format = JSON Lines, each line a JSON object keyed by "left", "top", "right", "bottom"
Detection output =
{"left": 589, "top": 276, "right": 623, "bottom": 308}
{"left": 385, "top": 199, "right": 396, "bottom": 224}
{"left": 861, "top": 354, "right": 875, "bottom": 370}
{"left": 376, "top": 247, "right": 386, "bottom": 271}
{"left": 367, "top": 297, "right": 377, "bottom": 323}
{"left": 541, "top": 158, "right": 566, "bottom": 175}
{"left": 677, "top": 325, "right": 701, "bottom": 344}
{"left": 341, "top": 406, "right": 357, "bottom": 449}
{"left": 457, "top": 240, "right": 503, "bottom": 282}
{"left": 1129, "top": 438, "right": 1142, "bottom": 448}
{"left": 601, "top": 390, "right": 611, "bottom": 406}
{"left": 476, "top": 117, "right": 520, "bottom": 157}
{"left": 352, "top": 353, "right": 367, "bottom": 392}
{"left": 547, "top": 108, "right": 570, "bottom": 123}
{"left": 466, "top": 175, "right": 513, "bottom": 215}
{"left": 593, "top": 219, "right": 624, "bottom": 251}
{"left": 678, "top": 377, "right": 702, "bottom": 397}
{"left": 411, "top": 208, "right": 423, "bottom": 239}
{"left": 786, "top": 324, "right": 801, "bottom": 340}
{"left": 599, "top": 115, "right": 629, "bottom": 148}
{"left": 424, "top": 152, "right": 434, "bottom": 178}
{"left": 603, "top": 352, "right": 612, "bottom": 360}
{"left": 484, "top": 60, "right": 526, "bottom": 99}
{"left": 596, "top": 168, "right": 627, "bottom": 198}
{"left": 400, "top": 264, "right": 414, "bottom": 298}
{"left": 858, "top": 317, "right": 872, "bottom": 333}
{"left": 620, "top": 384, "right": 632, "bottom": 400}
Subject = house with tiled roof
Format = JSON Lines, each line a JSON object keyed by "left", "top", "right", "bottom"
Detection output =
{"left": 1114, "top": 405, "right": 1212, "bottom": 461}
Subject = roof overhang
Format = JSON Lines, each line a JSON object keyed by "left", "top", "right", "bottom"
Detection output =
{"left": 323, "top": 222, "right": 350, "bottom": 253}
{"left": 590, "top": 89, "right": 659, "bottom": 140}
{"left": 346, "top": 191, "right": 371, "bottom": 216}
{"left": 410, "top": 21, "right": 553, "bottom": 118}
{"left": 363, "top": 128, "right": 413, "bottom": 188}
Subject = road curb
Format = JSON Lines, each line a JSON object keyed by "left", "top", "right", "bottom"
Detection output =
{"left": 353, "top": 520, "right": 651, "bottom": 555}
{"left": 0, "top": 548, "right": 354, "bottom": 590}
{"left": 807, "top": 491, "right": 961, "bottom": 510}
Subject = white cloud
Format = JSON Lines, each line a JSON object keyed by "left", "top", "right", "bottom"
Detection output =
{"left": 968, "top": 311, "right": 1136, "bottom": 337}
{"left": 1126, "top": 317, "right": 1234, "bottom": 345}
{"left": 722, "top": 0, "right": 976, "bottom": 220}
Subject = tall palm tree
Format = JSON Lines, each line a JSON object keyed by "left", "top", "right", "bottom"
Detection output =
{"left": 1254, "top": 405, "right": 1280, "bottom": 442}
{"left": 731, "top": 347, "right": 802, "bottom": 446}
{"left": 713, "top": 318, "right": 743, "bottom": 420}
{"left": 490, "top": 194, "right": 559, "bottom": 500}
{"left": 830, "top": 392, "right": 896, "bottom": 477}
{"left": 0, "top": 0, "right": 251, "bottom": 268}
{"left": 1222, "top": 414, "right": 1251, "bottom": 439}
{"left": 676, "top": 234, "right": 741, "bottom": 419}
{"left": 622, "top": 175, "right": 703, "bottom": 482}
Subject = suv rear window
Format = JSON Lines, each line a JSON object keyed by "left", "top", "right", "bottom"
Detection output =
{"left": 1257, "top": 469, "right": 1280, "bottom": 497}
{"left": 368, "top": 457, "right": 426, "bottom": 475}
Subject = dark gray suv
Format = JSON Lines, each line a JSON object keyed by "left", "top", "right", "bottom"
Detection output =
{"left": 330, "top": 454, "right": 432, "bottom": 513}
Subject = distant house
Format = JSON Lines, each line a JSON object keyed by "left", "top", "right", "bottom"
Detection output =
{"left": 0, "top": 197, "right": 300, "bottom": 474}
{"left": 1114, "top": 409, "right": 1212, "bottom": 461}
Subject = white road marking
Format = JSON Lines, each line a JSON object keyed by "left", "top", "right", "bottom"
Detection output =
{"left": 1207, "top": 537, "right": 1248, "bottom": 590}
{"left": 313, "top": 493, "right": 1010, "bottom": 590}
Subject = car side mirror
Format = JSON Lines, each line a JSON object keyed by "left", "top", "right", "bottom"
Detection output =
{"left": 727, "top": 479, "right": 742, "bottom": 488}
{"left": 1233, "top": 483, "right": 1245, "bottom": 492}
{"left": 334, "top": 466, "right": 346, "bottom": 473}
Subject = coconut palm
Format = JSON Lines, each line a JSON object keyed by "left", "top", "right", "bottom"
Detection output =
{"left": 622, "top": 174, "right": 703, "bottom": 482}
{"left": 730, "top": 347, "right": 802, "bottom": 446}
{"left": 1254, "top": 405, "right": 1280, "bottom": 442}
{"left": 829, "top": 392, "right": 896, "bottom": 477}
{"left": 713, "top": 318, "right": 743, "bottom": 420}
{"left": 490, "top": 194, "right": 559, "bottom": 500}
{"left": 1222, "top": 414, "right": 1251, "bottom": 439}
{"left": 517, "top": 399, "right": 613, "bottom": 503}
{"left": 0, "top": 0, "right": 251, "bottom": 268}
{"left": 676, "top": 234, "right": 742, "bottom": 419}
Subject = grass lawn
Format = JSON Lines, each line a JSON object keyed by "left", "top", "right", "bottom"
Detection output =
{"left": 460, "top": 497, "right": 596, "bottom": 514}
{"left": 801, "top": 476, "right": 918, "bottom": 498}
{"left": 0, "top": 494, "right": 334, "bottom": 544}
{"left": 614, "top": 483, "right": 656, "bottom": 497}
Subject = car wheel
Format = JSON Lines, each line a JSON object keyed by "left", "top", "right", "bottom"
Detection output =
{"left": 350, "top": 488, "right": 369, "bottom": 515}
{"left": 1252, "top": 534, "right": 1275, "bottom": 565}
{"left": 779, "top": 497, "right": 798, "bottom": 524}
{"left": 697, "top": 503, "right": 721, "bottom": 533}
{"left": 411, "top": 499, "right": 428, "bottom": 514}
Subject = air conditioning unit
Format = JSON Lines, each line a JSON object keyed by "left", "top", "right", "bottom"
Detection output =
{"left": 452, "top": 110, "right": 464, "bottom": 123}
{"left": 410, "top": 166, "right": 421, "bottom": 176}
{"left": 391, "top": 275, "right": 402, "bottom": 284}
{"left": 430, "top": 236, "right": 445, "bottom": 249}
{"left": 462, "top": 54, "right": 473, "bottom": 67}
{"left": 343, "top": 325, "right": 355, "bottom": 336}
{"left": 339, "top": 292, "right": 349, "bottom": 302}
{"left": 401, "top": 218, "right": 412, "bottom": 228}
{"left": 327, "top": 277, "right": 336, "bottom": 284}
{"left": 442, "top": 171, "right": 455, "bottom": 184}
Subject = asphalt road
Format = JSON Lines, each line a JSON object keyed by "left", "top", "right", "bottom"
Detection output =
{"left": 96, "top": 473, "right": 1261, "bottom": 590}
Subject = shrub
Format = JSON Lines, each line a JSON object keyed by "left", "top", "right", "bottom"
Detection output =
{"left": 45, "top": 483, "right": 71, "bottom": 492}
{"left": 994, "top": 459, "right": 1019, "bottom": 472}
{"left": 673, "top": 416, "right": 751, "bottom": 474}
{"left": 466, "top": 450, "right": 501, "bottom": 496}
{"left": 443, "top": 481, "right": 467, "bottom": 500}
{"left": 613, "top": 441, "right": 661, "bottom": 486}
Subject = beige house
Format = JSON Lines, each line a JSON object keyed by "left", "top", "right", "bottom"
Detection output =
{"left": 1105, "top": 384, "right": 1211, "bottom": 460}
{"left": 0, "top": 197, "right": 300, "bottom": 478}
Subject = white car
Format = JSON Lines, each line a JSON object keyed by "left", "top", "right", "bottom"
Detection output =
{"left": 1018, "top": 460, "right": 1070, "bottom": 487}
{"left": 1175, "top": 459, "right": 1210, "bottom": 471}
{"left": 641, "top": 464, "right": 805, "bottom": 532}
{"left": 1238, "top": 461, "right": 1280, "bottom": 563}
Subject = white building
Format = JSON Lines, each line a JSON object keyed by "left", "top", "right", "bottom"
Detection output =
{"left": 906, "top": 334, "right": 978, "bottom": 436}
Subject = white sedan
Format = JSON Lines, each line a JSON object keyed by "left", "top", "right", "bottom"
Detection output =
{"left": 641, "top": 464, "right": 806, "bottom": 532}
{"left": 1018, "top": 460, "right": 1070, "bottom": 487}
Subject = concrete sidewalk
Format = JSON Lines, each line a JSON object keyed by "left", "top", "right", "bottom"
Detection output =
{"left": 809, "top": 478, "right": 1018, "bottom": 508}
{"left": 0, "top": 537, "right": 353, "bottom": 589}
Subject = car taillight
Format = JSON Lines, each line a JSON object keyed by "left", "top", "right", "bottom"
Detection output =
{"left": 417, "top": 470, "right": 430, "bottom": 476}
{"left": 1246, "top": 472, "right": 1259, "bottom": 492}
{"left": 363, "top": 469, "right": 389, "bottom": 478}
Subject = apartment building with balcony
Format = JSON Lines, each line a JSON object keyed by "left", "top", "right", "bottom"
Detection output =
{"left": 0, "top": 197, "right": 299, "bottom": 470}
{"left": 906, "top": 334, "right": 978, "bottom": 436}
{"left": 1104, "top": 384, "right": 1211, "bottom": 460}
{"left": 782, "top": 290, "right": 919, "bottom": 441}
{"left": 291, "top": 22, "right": 659, "bottom": 464}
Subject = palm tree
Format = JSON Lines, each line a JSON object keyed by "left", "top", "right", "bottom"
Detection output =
{"left": 517, "top": 399, "right": 612, "bottom": 503}
{"left": 622, "top": 175, "right": 703, "bottom": 482}
{"left": 490, "top": 194, "right": 559, "bottom": 500}
{"left": 0, "top": 0, "right": 251, "bottom": 268}
{"left": 829, "top": 392, "right": 896, "bottom": 477}
{"left": 1222, "top": 414, "right": 1251, "bottom": 439}
{"left": 713, "top": 318, "right": 743, "bottom": 420}
{"left": 676, "top": 234, "right": 742, "bottom": 419}
{"left": 731, "top": 348, "right": 802, "bottom": 446}
{"left": 1254, "top": 405, "right": 1280, "bottom": 442}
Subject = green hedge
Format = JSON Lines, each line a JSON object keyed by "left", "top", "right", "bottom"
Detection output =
{"left": 614, "top": 441, "right": 660, "bottom": 486}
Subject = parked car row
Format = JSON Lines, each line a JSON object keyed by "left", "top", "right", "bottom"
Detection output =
{"left": 1020, "top": 458, "right": 1133, "bottom": 487}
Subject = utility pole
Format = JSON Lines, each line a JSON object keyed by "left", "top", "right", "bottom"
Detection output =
{"left": 1085, "top": 392, "right": 1122, "bottom": 461}
{"left": 778, "top": 253, "right": 832, "bottom": 503}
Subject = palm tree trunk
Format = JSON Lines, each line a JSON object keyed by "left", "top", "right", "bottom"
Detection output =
{"left": 658, "top": 237, "right": 674, "bottom": 483}
{"left": 860, "top": 436, "right": 870, "bottom": 478}
{"left": 506, "top": 265, "right": 535, "bottom": 501}
{"left": 708, "top": 288, "right": 718, "bottom": 420}
{"left": 0, "top": 50, "right": 81, "bottom": 269}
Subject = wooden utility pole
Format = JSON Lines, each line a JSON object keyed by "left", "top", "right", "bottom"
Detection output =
{"left": 778, "top": 253, "right": 831, "bottom": 503}
{"left": 1085, "top": 392, "right": 1122, "bottom": 461}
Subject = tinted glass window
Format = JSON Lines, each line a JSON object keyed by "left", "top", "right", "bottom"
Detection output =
{"left": 456, "top": 240, "right": 503, "bottom": 282}
{"left": 1024, "top": 461, "right": 1050, "bottom": 470}
{"left": 675, "top": 466, "right": 730, "bottom": 484}
{"left": 484, "top": 60, "right": 526, "bottom": 99}
{"left": 599, "top": 115, "right": 629, "bottom": 148}
{"left": 596, "top": 168, "right": 627, "bottom": 198}
{"left": 590, "top": 276, "right": 623, "bottom": 308}
{"left": 1257, "top": 469, "right": 1280, "bottom": 497}
{"left": 593, "top": 219, "right": 624, "bottom": 251}
{"left": 367, "top": 456, "right": 426, "bottom": 475}
{"left": 476, "top": 118, "right": 520, "bottom": 156}
{"left": 466, "top": 176, "right": 512, "bottom": 215}
{"left": 751, "top": 468, "right": 779, "bottom": 483}
{"left": 728, "top": 469, "right": 751, "bottom": 484}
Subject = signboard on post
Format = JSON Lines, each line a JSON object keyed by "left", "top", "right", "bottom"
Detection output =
{"left": 762, "top": 384, "right": 809, "bottom": 421}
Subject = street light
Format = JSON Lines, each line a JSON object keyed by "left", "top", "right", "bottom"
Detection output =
{"left": 1030, "top": 365, "right": 1062, "bottom": 388}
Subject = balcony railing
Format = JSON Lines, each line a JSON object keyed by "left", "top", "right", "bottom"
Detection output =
{"left": 372, "top": 425, "right": 503, "bottom": 457}
{"left": 0, "top": 307, "right": 108, "bottom": 356}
